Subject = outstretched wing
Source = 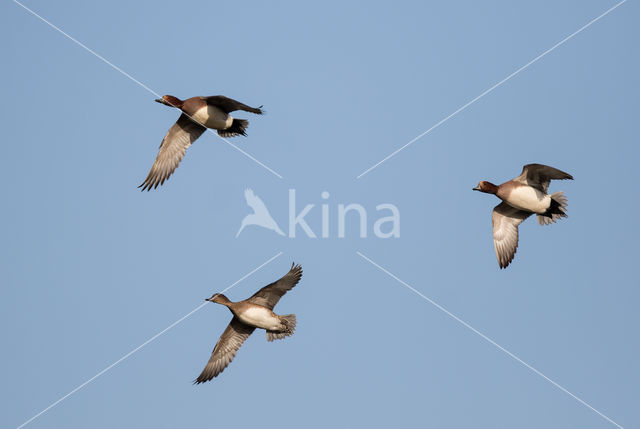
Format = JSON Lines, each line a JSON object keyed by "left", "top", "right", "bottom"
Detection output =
{"left": 245, "top": 188, "right": 270, "bottom": 214}
{"left": 204, "top": 95, "right": 263, "bottom": 115}
{"left": 247, "top": 263, "right": 303, "bottom": 310}
{"left": 139, "top": 114, "right": 205, "bottom": 191}
{"left": 515, "top": 163, "right": 573, "bottom": 192}
{"left": 194, "top": 317, "right": 255, "bottom": 383}
{"left": 492, "top": 202, "right": 532, "bottom": 269}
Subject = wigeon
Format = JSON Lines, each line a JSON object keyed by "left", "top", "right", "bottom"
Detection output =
{"left": 139, "top": 95, "right": 263, "bottom": 191}
{"left": 195, "top": 263, "right": 303, "bottom": 383}
{"left": 473, "top": 163, "right": 573, "bottom": 269}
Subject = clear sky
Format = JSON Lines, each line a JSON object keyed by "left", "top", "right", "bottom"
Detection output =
{"left": 2, "top": 1, "right": 638, "bottom": 428}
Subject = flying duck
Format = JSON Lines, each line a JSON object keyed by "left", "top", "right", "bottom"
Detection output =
{"left": 473, "top": 163, "right": 573, "bottom": 269}
{"left": 194, "top": 263, "right": 303, "bottom": 383}
{"left": 139, "top": 95, "right": 263, "bottom": 191}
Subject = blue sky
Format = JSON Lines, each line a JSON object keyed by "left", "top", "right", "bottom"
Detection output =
{"left": 2, "top": 1, "right": 638, "bottom": 428}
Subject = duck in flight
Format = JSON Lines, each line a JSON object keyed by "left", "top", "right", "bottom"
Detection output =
{"left": 194, "top": 263, "right": 303, "bottom": 383}
{"left": 139, "top": 95, "right": 263, "bottom": 191}
{"left": 473, "top": 163, "right": 573, "bottom": 269}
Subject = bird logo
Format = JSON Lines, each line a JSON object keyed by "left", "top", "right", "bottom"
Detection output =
{"left": 236, "top": 188, "right": 285, "bottom": 237}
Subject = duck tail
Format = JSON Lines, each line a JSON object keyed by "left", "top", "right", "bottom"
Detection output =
{"left": 218, "top": 119, "right": 248, "bottom": 137}
{"left": 537, "top": 191, "right": 568, "bottom": 226}
{"left": 266, "top": 314, "right": 296, "bottom": 342}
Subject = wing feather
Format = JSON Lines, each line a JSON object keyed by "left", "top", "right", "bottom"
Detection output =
{"left": 492, "top": 202, "right": 532, "bottom": 269}
{"left": 139, "top": 114, "right": 205, "bottom": 191}
{"left": 204, "top": 96, "right": 263, "bottom": 115}
{"left": 194, "top": 317, "right": 255, "bottom": 383}
{"left": 247, "top": 263, "right": 303, "bottom": 310}
{"left": 515, "top": 163, "right": 573, "bottom": 192}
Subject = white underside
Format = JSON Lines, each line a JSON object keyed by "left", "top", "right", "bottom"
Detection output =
{"left": 505, "top": 186, "right": 550, "bottom": 214}
{"left": 191, "top": 105, "right": 233, "bottom": 129}
{"left": 237, "top": 306, "right": 281, "bottom": 330}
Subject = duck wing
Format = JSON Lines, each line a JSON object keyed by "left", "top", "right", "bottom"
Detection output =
{"left": 204, "top": 95, "right": 263, "bottom": 115}
{"left": 194, "top": 317, "right": 255, "bottom": 383}
{"left": 247, "top": 263, "right": 302, "bottom": 310}
{"left": 139, "top": 114, "right": 205, "bottom": 191}
{"left": 492, "top": 202, "right": 532, "bottom": 269}
{"left": 515, "top": 163, "right": 573, "bottom": 192}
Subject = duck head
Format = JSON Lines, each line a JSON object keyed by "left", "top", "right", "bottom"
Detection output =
{"left": 205, "top": 293, "right": 231, "bottom": 305}
{"left": 155, "top": 95, "right": 183, "bottom": 109}
{"left": 473, "top": 181, "right": 499, "bottom": 194}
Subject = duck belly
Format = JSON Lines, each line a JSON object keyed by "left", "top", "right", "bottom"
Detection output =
{"left": 237, "top": 306, "right": 282, "bottom": 330}
{"left": 505, "top": 186, "right": 550, "bottom": 214}
{"left": 191, "top": 105, "right": 233, "bottom": 130}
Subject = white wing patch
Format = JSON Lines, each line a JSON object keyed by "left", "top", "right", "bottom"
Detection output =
{"left": 492, "top": 202, "right": 532, "bottom": 269}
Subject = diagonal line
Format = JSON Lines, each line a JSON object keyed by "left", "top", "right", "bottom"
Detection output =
{"left": 218, "top": 252, "right": 283, "bottom": 294}
{"left": 16, "top": 252, "right": 283, "bottom": 429}
{"left": 12, "top": 0, "right": 159, "bottom": 97}
{"left": 214, "top": 134, "right": 283, "bottom": 179}
{"left": 356, "top": 0, "right": 627, "bottom": 179}
{"left": 356, "top": 251, "right": 624, "bottom": 429}
{"left": 13, "top": 0, "right": 283, "bottom": 180}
